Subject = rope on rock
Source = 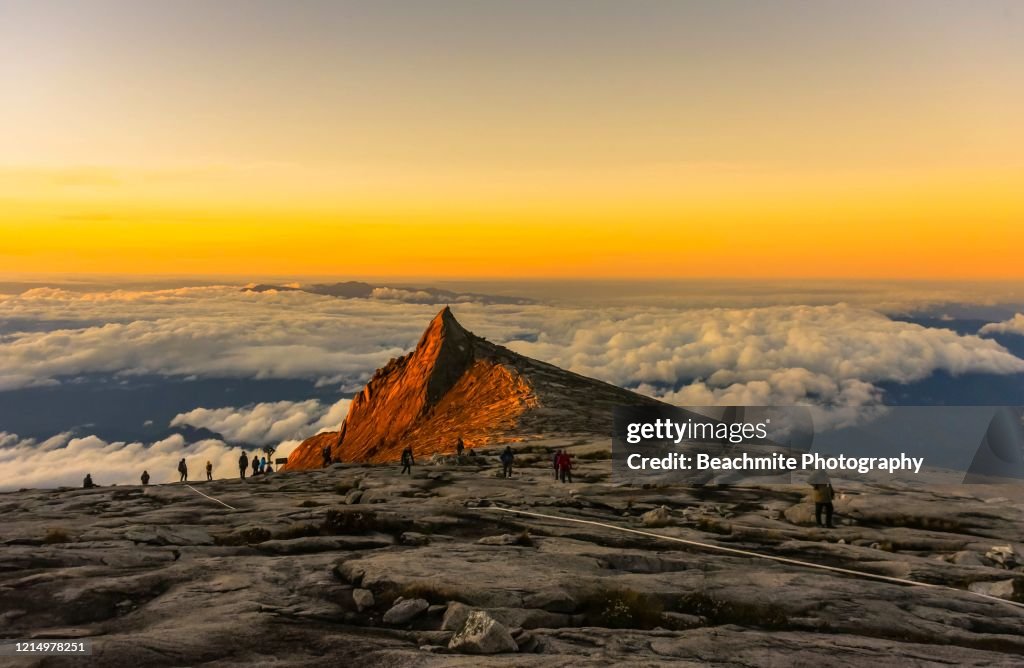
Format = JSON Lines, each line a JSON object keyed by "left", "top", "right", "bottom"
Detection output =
{"left": 183, "top": 484, "right": 236, "bottom": 510}
{"left": 479, "top": 505, "right": 1024, "bottom": 611}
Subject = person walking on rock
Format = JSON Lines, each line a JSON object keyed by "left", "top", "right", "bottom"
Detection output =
{"left": 178, "top": 458, "right": 188, "bottom": 483}
{"left": 141, "top": 470, "right": 150, "bottom": 486}
{"left": 206, "top": 460, "right": 213, "bottom": 481}
{"left": 557, "top": 451, "right": 573, "bottom": 484}
{"left": 400, "top": 446, "right": 415, "bottom": 475}
{"left": 500, "top": 446, "right": 514, "bottom": 479}
{"left": 812, "top": 477, "right": 836, "bottom": 528}
{"left": 238, "top": 451, "right": 248, "bottom": 480}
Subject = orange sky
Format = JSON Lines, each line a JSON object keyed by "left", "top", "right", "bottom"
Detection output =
{"left": 2, "top": 1, "right": 1022, "bottom": 279}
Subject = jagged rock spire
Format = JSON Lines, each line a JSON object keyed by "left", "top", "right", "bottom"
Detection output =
{"left": 286, "top": 307, "right": 664, "bottom": 467}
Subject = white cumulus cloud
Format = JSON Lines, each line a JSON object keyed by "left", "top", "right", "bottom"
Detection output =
{"left": 980, "top": 313, "right": 1024, "bottom": 337}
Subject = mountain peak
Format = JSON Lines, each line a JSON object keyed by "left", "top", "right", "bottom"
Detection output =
{"left": 286, "top": 309, "right": 665, "bottom": 467}
{"left": 414, "top": 306, "right": 475, "bottom": 406}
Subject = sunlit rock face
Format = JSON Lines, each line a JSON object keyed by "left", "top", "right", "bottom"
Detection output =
{"left": 287, "top": 307, "right": 663, "bottom": 467}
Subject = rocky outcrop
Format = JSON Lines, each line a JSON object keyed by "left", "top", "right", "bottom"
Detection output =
{"left": 287, "top": 307, "right": 664, "bottom": 467}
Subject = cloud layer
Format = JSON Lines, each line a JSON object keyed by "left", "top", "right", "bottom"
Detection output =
{"left": 3, "top": 286, "right": 1023, "bottom": 407}
{"left": 503, "top": 304, "right": 1024, "bottom": 408}
{"left": 3, "top": 285, "right": 1024, "bottom": 488}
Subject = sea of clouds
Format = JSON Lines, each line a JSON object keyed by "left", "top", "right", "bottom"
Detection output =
{"left": 1, "top": 284, "right": 1022, "bottom": 489}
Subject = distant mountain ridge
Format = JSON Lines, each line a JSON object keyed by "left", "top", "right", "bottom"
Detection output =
{"left": 243, "top": 281, "right": 532, "bottom": 305}
{"left": 285, "top": 307, "right": 665, "bottom": 467}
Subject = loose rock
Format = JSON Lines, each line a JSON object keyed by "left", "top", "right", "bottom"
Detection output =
{"left": 383, "top": 598, "right": 429, "bottom": 625}
{"left": 448, "top": 610, "right": 518, "bottom": 654}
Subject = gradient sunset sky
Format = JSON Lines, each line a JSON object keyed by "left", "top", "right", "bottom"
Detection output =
{"left": 1, "top": 0, "right": 1022, "bottom": 279}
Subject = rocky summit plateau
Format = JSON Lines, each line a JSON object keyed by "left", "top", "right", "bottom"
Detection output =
{"left": 3, "top": 448, "right": 1024, "bottom": 666}
{"left": 2, "top": 311, "right": 1024, "bottom": 666}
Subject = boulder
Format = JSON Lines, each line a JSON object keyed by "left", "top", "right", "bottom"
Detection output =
{"left": 783, "top": 503, "right": 817, "bottom": 526}
{"left": 352, "top": 588, "right": 375, "bottom": 612}
{"left": 448, "top": 610, "right": 518, "bottom": 654}
{"left": 383, "top": 598, "right": 429, "bottom": 625}
{"left": 641, "top": 506, "right": 673, "bottom": 528}
{"left": 441, "top": 602, "right": 472, "bottom": 631}
{"left": 345, "top": 490, "right": 364, "bottom": 505}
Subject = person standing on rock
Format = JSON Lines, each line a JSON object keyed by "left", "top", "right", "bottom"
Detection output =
{"left": 321, "top": 444, "right": 332, "bottom": 468}
{"left": 178, "top": 458, "right": 188, "bottom": 483}
{"left": 812, "top": 477, "right": 836, "bottom": 528}
{"left": 552, "top": 450, "right": 560, "bottom": 480}
{"left": 557, "top": 451, "right": 573, "bottom": 484}
{"left": 141, "top": 470, "right": 150, "bottom": 486}
{"left": 456, "top": 436, "right": 465, "bottom": 458}
{"left": 500, "top": 446, "right": 514, "bottom": 479}
{"left": 400, "top": 445, "right": 415, "bottom": 475}
{"left": 206, "top": 460, "right": 213, "bottom": 481}
{"left": 251, "top": 454, "right": 260, "bottom": 477}
{"left": 259, "top": 456, "right": 267, "bottom": 474}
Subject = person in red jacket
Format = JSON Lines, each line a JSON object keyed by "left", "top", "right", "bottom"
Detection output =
{"left": 557, "top": 451, "right": 573, "bottom": 484}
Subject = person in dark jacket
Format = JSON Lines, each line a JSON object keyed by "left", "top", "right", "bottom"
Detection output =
{"left": 83, "top": 473, "right": 96, "bottom": 489}
{"left": 251, "top": 455, "right": 260, "bottom": 476}
{"left": 238, "top": 451, "right": 248, "bottom": 480}
{"left": 552, "top": 450, "right": 561, "bottom": 480}
{"left": 400, "top": 446, "right": 414, "bottom": 475}
{"left": 177, "top": 458, "right": 188, "bottom": 483}
{"left": 500, "top": 446, "right": 514, "bottom": 479}
{"left": 206, "top": 460, "right": 213, "bottom": 481}
{"left": 455, "top": 437, "right": 465, "bottom": 457}
{"left": 321, "top": 444, "right": 332, "bottom": 468}
{"left": 141, "top": 470, "right": 150, "bottom": 486}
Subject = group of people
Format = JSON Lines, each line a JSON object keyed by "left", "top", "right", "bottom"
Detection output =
{"left": 394, "top": 438, "right": 556, "bottom": 482}
{"left": 238, "top": 452, "right": 273, "bottom": 479}
{"left": 174, "top": 458, "right": 215, "bottom": 483}
{"left": 112, "top": 452, "right": 275, "bottom": 487}
{"left": 87, "top": 440, "right": 840, "bottom": 531}
{"left": 133, "top": 454, "right": 281, "bottom": 486}
{"left": 393, "top": 438, "right": 547, "bottom": 482}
